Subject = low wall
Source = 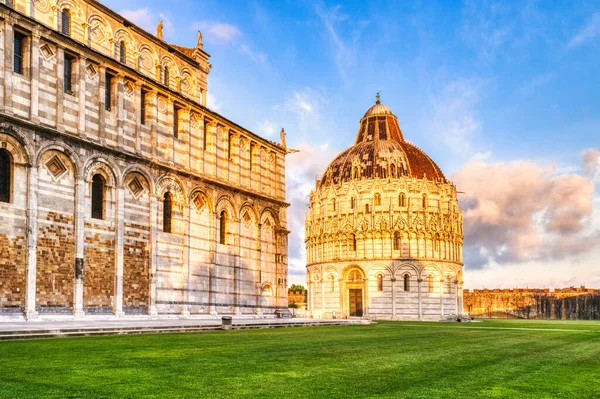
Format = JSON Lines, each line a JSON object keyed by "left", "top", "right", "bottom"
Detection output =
{"left": 464, "top": 288, "right": 600, "bottom": 320}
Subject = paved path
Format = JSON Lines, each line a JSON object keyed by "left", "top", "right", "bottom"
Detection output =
{"left": 0, "top": 318, "right": 368, "bottom": 340}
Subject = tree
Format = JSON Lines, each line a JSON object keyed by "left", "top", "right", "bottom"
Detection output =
{"left": 289, "top": 284, "right": 305, "bottom": 292}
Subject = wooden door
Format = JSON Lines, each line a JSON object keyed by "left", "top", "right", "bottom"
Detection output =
{"left": 349, "top": 289, "right": 363, "bottom": 317}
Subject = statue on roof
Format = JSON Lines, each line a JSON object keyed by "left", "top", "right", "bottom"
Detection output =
{"left": 280, "top": 128, "right": 287, "bottom": 149}
{"left": 157, "top": 21, "right": 164, "bottom": 40}
{"left": 197, "top": 30, "right": 203, "bottom": 49}
{"left": 376, "top": 92, "right": 381, "bottom": 104}
{"left": 280, "top": 127, "right": 299, "bottom": 154}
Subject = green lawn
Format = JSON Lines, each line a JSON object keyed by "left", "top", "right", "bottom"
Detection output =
{"left": 1, "top": 319, "right": 599, "bottom": 398}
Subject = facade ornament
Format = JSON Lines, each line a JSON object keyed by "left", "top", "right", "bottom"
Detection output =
{"left": 197, "top": 30, "right": 203, "bottom": 49}
{"left": 156, "top": 20, "right": 163, "bottom": 40}
{"left": 280, "top": 127, "right": 298, "bottom": 154}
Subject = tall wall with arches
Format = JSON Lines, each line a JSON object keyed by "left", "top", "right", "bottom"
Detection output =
{"left": 0, "top": 1, "right": 291, "bottom": 319}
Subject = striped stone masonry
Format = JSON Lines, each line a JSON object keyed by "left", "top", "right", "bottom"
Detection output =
{"left": 0, "top": 0, "right": 291, "bottom": 319}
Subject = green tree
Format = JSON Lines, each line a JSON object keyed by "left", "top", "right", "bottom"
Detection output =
{"left": 289, "top": 284, "right": 305, "bottom": 292}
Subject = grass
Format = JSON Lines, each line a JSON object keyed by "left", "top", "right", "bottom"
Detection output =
{"left": 0, "top": 319, "right": 599, "bottom": 398}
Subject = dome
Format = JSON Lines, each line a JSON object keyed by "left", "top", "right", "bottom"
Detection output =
{"left": 318, "top": 97, "right": 446, "bottom": 189}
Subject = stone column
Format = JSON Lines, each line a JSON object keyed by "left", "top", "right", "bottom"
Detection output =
{"left": 363, "top": 277, "right": 369, "bottom": 318}
{"left": 25, "top": 164, "right": 39, "bottom": 319}
{"left": 51, "top": 6, "right": 59, "bottom": 30}
{"left": 417, "top": 278, "right": 423, "bottom": 320}
{"left": 320, "top": 277, "right": 325, "bottom": 317}
{"left": 306, "top": 281, "right": 311, "bottom": 314}
{"left": 148, "top": 195, "right": 159, "bottom": 317}
{"left": 182, "top": 202, "right": 191, "bottom": 318}
{"left": 134, "top": 83, "right": 143, "bottom": 153}
{"left": 78, "top": 56, "right": 86, "bottom": 134}
{"left": 3, "top": 18, "right": 15, "bottom": 114}
{"left": 440, "top": 279, "right": 445, "bottom": 318}
{"left": 255, "top": 223, "right": 262, "bottom": 315}
{"left": 73, "top": 175, "right": 86, "bottom": 318}
{"left": 208, "top": 212, "right": 218, "bottom": 317}
{"left": 391, "top": 278, "right": 396, "bottom": 319}
{"left": 233, "top": 218, "right": 241, "bottom": 316}
{"left": 116, "top": 76, "right": 125, "bottom": 147}
{"left": 97, "top": 65, "right": 106, "bottom": 143}
{"left": 56, "top": 47, "right": 65, "bottom": 132}
{"left": 29, "top": 29, "right": 41, "bottom": 124}
{"left": 114, "top": 185, "right": 125, "bottom": 317}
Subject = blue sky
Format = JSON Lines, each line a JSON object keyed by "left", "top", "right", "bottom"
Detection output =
{"left": 103, "top": 0, "right": 600, "bottom": 289}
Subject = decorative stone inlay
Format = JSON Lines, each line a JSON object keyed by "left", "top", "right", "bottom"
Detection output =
{"left": 90, "top": 24, "right": 106, "bottom": 44}
{"left": 242, "top": 210, "right": 252, "bottom": 226}
{"left": 86, "top": 63, "right": 98, "bottom": 78}
{"left": 33, "top": 0, "right": 51, "bottom": 13}
{"left": 192, "top": 193, "right": 206, "bottom": 213}
{"left": 157, "top": 97, "right": 167, "bottom": 113}
{"left": 45, "top": 155, "right": 68, "bottom": 180}
{"left": 39, "top": 43, "right": 55, "bottom": 61}
{"left": 127, "top": 177, "right": 144, "bottom": 197}
{"left": 124, "top": 81, "right": 135, "bottom": 96}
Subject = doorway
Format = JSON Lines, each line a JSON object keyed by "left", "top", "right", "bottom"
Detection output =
{"left": 349, "top": 289, "right": 363, "bottom": 317}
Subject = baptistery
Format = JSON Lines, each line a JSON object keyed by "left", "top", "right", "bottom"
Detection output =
{"left": 305, "top": 95, "right": 464, "bottom": 320}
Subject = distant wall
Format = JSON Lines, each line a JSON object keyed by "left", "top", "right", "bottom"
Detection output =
{"left": 464, "top": 288, "right": 600, "bottom": 320}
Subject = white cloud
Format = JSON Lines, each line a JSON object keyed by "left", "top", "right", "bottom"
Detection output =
{"left": 464, "top": 245, "right": 600, "bottom": 289}
{"left": 569, "top": 12, "right": 600, "bottom": 48}
{"left": 195, "top": 21, "right": 242, "bottom": 42}
{"left": 119, "top": 9, "right": 174, "bottom": 39}
{"left": 315, "top": 4, "right": 369, "bottom": 82}
{"left": 519, "top": 73, "right": 554, "bottom": 96}
{"left": 285, "top": 143, "right": 338, "bottom": 280}
{"left": 206, "top": 92, "right": 222, "bottom": 112}
{"left": 239, "top": 44, "right": 268, "bottom": 64}
{"left": 423, "top": 79, "right": 483, "bottom": 153}
{"left": 121, "top": 8, "right": 155, "bottom": 33}
{"left": 453, "top": 158, "right": 598, "bottom": 269}
{"left": 257, "top": 120, "right": 277, "bottom": 138}
{"left": 583, "top": 148, "right": 600, "bottom": 180}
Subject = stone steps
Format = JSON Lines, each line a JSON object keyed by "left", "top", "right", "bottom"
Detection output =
{"left": 0, "top": 320, "right": 367, "bottom": 341}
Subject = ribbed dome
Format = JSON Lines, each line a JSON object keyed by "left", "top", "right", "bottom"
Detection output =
{"left": 318, "top": 97, "right": 446, "bottom": 189}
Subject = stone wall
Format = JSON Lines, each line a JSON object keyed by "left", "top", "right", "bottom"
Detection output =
{"left": 464, "top": 288, "right": 600, "bottom": 320}
{"left": 0, "top": 0, "right": 290, "bottom": 319}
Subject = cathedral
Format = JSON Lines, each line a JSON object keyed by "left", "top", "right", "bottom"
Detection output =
{"left": 0, "top": 0, "right": 290, "bottom": 319}
{"left": 305, "top": 96, "right": 464, "bottom": 320}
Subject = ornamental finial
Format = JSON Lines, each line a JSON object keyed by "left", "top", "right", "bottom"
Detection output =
{"left": 376, "top": 92, "right": 381, "bottom": 104}
{"left": 157, "top": 21, "right": 164, "bottom": 40}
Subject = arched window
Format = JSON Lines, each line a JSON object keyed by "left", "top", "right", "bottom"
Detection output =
{"left": 219, "top": 210, "right": 228, "bottom": 244}
{"left": 393, "top": 232, "right": 401, "bottom": 251}
{"left": 390, "top": 164, "right": 396, "bottom": 178}
{"left": 403, "top": 274, "right": 410, "bottom": 291}
{"left": 91, "top": 174, "right": 105, "bottom": 220}
{"left": 351, "top": 197, "right": 355, "bottom": 209}
{"left": 119, "top": 41, "right": 126, "bottom": 63}
{"left": 445, "top": 276, "right": 452, "bottom": 294}
{"left": 377, "top": 274, "right": 383, "bottom": 292}
{"left": 0, "top": 149, "right": 11, "bottom": 203}
{"left": 365, "top": 203, "right": 370, "bottom": 213}
{"left": 399, "top": 193, "right": 406, "bottom": 207}
{"left": 163, "top": 66, "right": 169, "bottom": 86}
{"left": 330, "top": 275, "right": 335, "bottom": 292}
{"left": 422, "top": 194, "right": 428, "bottom": 208}
{"left": 428, "top": 274, "right": 434, "bottom": 293}
{"left": 374, "top": 193, "right": 381, "bottom": 206}
{"left": 353, "top": 166, "right": 359, "bottom": 179}
{"left": 332, "top": 199, "right": 336, "bottom": 212}
{"left": 163, "top": 192, "right": 173, "bottom": 233}
{"left": 61, "top": 9, "right": 71, "bottom": 37}
{"left": 350, "top": 234, "right": 356, "bottom": 251}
